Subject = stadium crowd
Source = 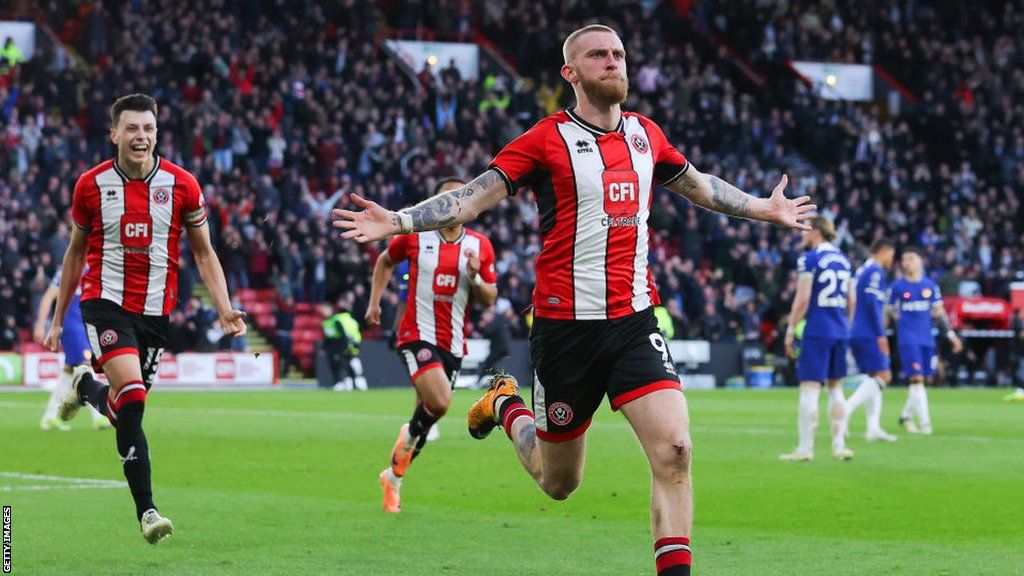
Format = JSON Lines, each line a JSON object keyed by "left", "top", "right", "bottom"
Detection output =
{"left": 1, "top": 0, "right": 1022, "bottom": 382}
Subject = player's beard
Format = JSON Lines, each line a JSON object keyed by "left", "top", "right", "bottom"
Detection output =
{"left": 579, "top": 73, "right": 628, "bottom": 106}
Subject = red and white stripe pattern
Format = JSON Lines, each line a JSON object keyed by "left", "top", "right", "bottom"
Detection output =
{"left": 106, "top": 379, "right": 147, "bottom": 424}
{"left": 654, "top": 537, "right": 692, "bottom": 574}
{"left": 389, "top": 228, "right": 496, "bottom": 358}
{"left": 72, "top": 157, "right": 207, "bottom": 316}
{"left": 490, "top": 110, "right": 688, "bottom": 321}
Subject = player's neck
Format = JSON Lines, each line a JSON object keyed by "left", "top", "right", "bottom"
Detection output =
{"left": 906, "top": 272, "right": 923, "bottom": 282}
{"left": 439, "top": 225, "right": 463, "bottom": 242}
{"left": 572, "top": 98, "right": 622, "bottom": 132}
{"left": 117, "top": 154, "right": 156, "bottom": 180}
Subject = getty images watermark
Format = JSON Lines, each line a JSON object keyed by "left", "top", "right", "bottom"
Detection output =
{"left": 2, "top": 505, "right": 10, "bottom": 573}
{"left": 2, "top": 502, "right": 9, "bottom": 569}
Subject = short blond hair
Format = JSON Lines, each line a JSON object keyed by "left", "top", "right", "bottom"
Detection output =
{"left": 811, "top": 216, "right": 836, "bottom": 242}
{"left": 562, "top": 24, "right": 618, "bottom": 64}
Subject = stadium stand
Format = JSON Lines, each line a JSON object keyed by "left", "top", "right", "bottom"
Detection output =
{"left": 1, "top": 0, "right": 1021, "bottom": 381}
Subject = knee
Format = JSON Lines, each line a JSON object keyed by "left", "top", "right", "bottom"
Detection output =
{"left": 427, "top": 393, "right": 452, "bottom": 417}
{"left": 650, "top": 437, "right": 692, "bottom": 479}
{"left": 540, "top": 474, "right": 581, "bottom": 501}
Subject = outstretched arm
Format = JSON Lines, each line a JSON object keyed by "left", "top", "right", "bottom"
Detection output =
{"left": 186, "top": 223, "right": 247, "bottom": 337}
{"left": 43, "top": 226, "right": 88, "bottom": 352}
{"left": 665, "top": 165, "right": 815, "bottom": 230}
{"left": 932, "top": 304, "right": 963, "bottom": 353}
{"left": 332, "top": 169, "right": 508, "bottom": 243}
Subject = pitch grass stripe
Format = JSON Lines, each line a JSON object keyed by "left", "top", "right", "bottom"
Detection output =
{"left": 0, "top": 401, "right": 1020, "bottom": 445}
{"left": 0, "top": 472, "right": 125, "bottom": 486}
{"left": 1, "top": 485, "right": 124, "bottom": 492}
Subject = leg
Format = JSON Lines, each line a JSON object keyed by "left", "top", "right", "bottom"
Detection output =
{"left": 620, "top": 389, "right": 693, "bottom": 576}
{"left": 101, "top": 353, "right": 157, "bottom": 522}
{"left": 826, "top": 379, "right": 852, "bottom": 458}
{"left": 41, "top": 369, "right": 72, "bottom": 430}
{"left": 505, "top": 410, "right": 586, "bottom": 500}
{"left": 865, "top": 370, "right": 895, "bottom": 440}
{"left": 782, "top": 381, "right": 821, "bottom": 460}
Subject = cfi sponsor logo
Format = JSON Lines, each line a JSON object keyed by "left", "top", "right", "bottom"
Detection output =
{"left": 152, "top": 188, "right": 170, "bottom": 205}
{"left": 100, "top": 330, "right": 118, "bottom": 347}
{"left": 547, "top": 402, "right": 573, "bottom": 426}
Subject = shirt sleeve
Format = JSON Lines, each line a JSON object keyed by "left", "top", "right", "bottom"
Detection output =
{"left": 386, "top": 234, "right": 410, "bottom": 264}
{"left": 478, "top": 236, "right": 497, "bottom": 284}
{"left": 71, "top": 173, "right": 95, "bottom": 230}
{"left": 487, "top": 121, "right": 547, "bottom": 196}
{"left": 181, "top": 172, "right": 208, "bottom": 227}
{"left": 887, "top": 283, "right": 899, "bottom": 308}
{"left": 638, "top": 115, "right": 689, "bottom": 186}
{"left": 796, "top": 253, "right": 813, "bottom": 278}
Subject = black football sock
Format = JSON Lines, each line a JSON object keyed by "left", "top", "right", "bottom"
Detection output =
{"left": 77, "top": 372, "right": 109, "bottom": 417}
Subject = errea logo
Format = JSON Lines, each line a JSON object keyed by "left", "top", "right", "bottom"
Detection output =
{"left": 575, "top": 139, "right": 594, "bottom": 154}
{"left": 104, "top": 189, "right": 118, "bottom": 201}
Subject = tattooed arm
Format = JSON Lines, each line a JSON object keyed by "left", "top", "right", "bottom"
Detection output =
{"left": 332, "top": 169, "right": 509, "bottom": 243}
{"left": 665, "top": 164, "right": 816, "bottom": 229}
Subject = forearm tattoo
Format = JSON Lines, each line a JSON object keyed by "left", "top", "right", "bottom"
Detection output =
{"left": 708, "top": 176, "right": 751, "bottom": 218}
{"left": 402, "top": 169, "right": 502, "bottom": 231}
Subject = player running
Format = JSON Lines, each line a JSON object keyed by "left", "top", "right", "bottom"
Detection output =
{"left": 44, "top": 93, "right": 247, "bottom": 544}
{"left": 887, "top": 246, "right": 962, "bottom": 435}
{"left": 781, "top": 217, "right": 855, "bottom": 461}
{"left": 365, "top": 177, "right": 498, "bottom": 513}
{"left": 34, "top": 267, "right": 111, "bottom": 431}
{"left": 334, "top": 25, "right": 815, "bottom": 575}
{"left": 842, "top": 239, "right": 899, "bottom": 442}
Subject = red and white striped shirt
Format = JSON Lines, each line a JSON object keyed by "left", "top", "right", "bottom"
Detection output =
{"left": 71, "top": 157, "right": 208, "bottom": 316}
{"left": 388, "top": 229, "right": 497, "bottom": 358}
{"left": 489, "top": 109, "right": 689, "bottom": 320}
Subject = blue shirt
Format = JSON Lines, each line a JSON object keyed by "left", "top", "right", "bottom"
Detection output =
{"left": 850, "top": 259, "right": 887, "bottom": 339}
{"left": 798, "top": 242, "right": 852, "bottom": 340}
{"left": 50, "top": 271, "right": 83, "bottom": 324}
{"left": 395, "top": 260, "right": 410, "bottom": 302}
{"left": 888, "top": 277, "right": 941, "bottom": 346}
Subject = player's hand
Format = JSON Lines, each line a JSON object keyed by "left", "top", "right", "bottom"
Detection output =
{"left": 765, "top": 175, "right": 816, "bottom": 231}
{"left": 877, "top": 335, "right": 890, "bottom": 356}
{"left": 331, "top": 194, "right": 402, "bottom": 243}
{"left": 33, "top": 326, "right": 46, "bottom": 345}
{"left": 220, "top": 310, "right": 248, "bottom": 337}
{"left": 784, "top": 331, "right": 795, "bottom": 359}
{"left": 43, "top": 325, "right": 63, "bottom": 353}
{"left": 365, "top": 302, "right": 382, "bottom": 326}
{"left": 464, "top": 249, "right": 480, "bottom": 280}
{"left": 950, "top": 334, "right": 963, "bottom": 354}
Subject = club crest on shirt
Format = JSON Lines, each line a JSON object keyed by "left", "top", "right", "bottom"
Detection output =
{"left": 100, "top": 330, "right": 118, "bottom": 347}
{"left": 630, "top": 134, "right": 649, "bottom": 154}
{"left": 922, "top": 288, "right": 932, "bottom": 298}
{"left": 416, "top": 348, "right": 432, "bottom": 363}
{"left": 152, "top": 188, "right": 170, "bottom": 205}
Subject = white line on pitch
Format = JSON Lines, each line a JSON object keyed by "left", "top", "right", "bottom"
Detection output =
{"left": 0, "top": 472, "right": 124, "bottom": 486}
{"left": 1, "top": 484, "right": 124, "bottom": 492}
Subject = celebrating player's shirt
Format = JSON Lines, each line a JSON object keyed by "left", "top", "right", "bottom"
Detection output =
{"left": 72, "top": 156, "right": 207, "bottom": 316}
{"left": 387, "top": 228, "right": 496, "bottom": 358}
{"left": 489, "top": 109, "right": 687, "bottom": 321}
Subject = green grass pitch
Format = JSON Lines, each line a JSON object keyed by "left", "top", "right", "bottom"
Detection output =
{"left": 1, "top": 387, "right": 1021, "bottom": 575}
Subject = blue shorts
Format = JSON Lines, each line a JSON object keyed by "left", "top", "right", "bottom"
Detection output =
{"left": 899, "top": 344, "right": 936, "bottom": 378}
{"left": 850, "top": 337, "right": 890, "bottom": 373}
{"left": 61, "top": 320, "right": 92, "bottom": 367}
{"left": 796, "top": 337, "right": 848, "bottom": 382}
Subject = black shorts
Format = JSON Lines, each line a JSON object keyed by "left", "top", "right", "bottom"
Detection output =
{"left": 530, "top": 307, "right": 681, "bottom": 442}
{"left": 397, "top": 341, "right": 462, "bottom": 386}
{"left": 81, "top": 298, "right": 168, "bottom": 389}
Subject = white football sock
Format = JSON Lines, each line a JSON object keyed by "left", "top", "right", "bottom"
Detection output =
{"left": 43, "top": 372, "right": 71, "bottom": 422}
{"left": 797, "top": 385, "right": 820, "bottom": 454}
{"left": 866, "top": 378, "right": 885, "bottom": 432}
{"left": 845, "top": 374, "right": 875, "bottom": 416}
{"left": 385, "top": 466, "right": 403, "bottom": 489}
{"left": 827, "top": 385, "right": 847, "bottom": 449}
{"left": 901, "top": 385, "right": 917, "bottom": 421}
{"left": 912, "top": 383, "right": 931, "bottom": 427}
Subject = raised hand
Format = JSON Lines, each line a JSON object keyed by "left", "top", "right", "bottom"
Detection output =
{"left": 332, "top": 194, "right": 402, "bottom": 243}
{"left": 766, "top": 175, "right": 816, "bottom": 230}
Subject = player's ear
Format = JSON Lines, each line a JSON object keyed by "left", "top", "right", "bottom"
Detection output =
{"left": 109, "top": 127, "right": 117, "bottom": 145}
{"left": 560, "top": 63, "right": 576, "bottom": 85}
